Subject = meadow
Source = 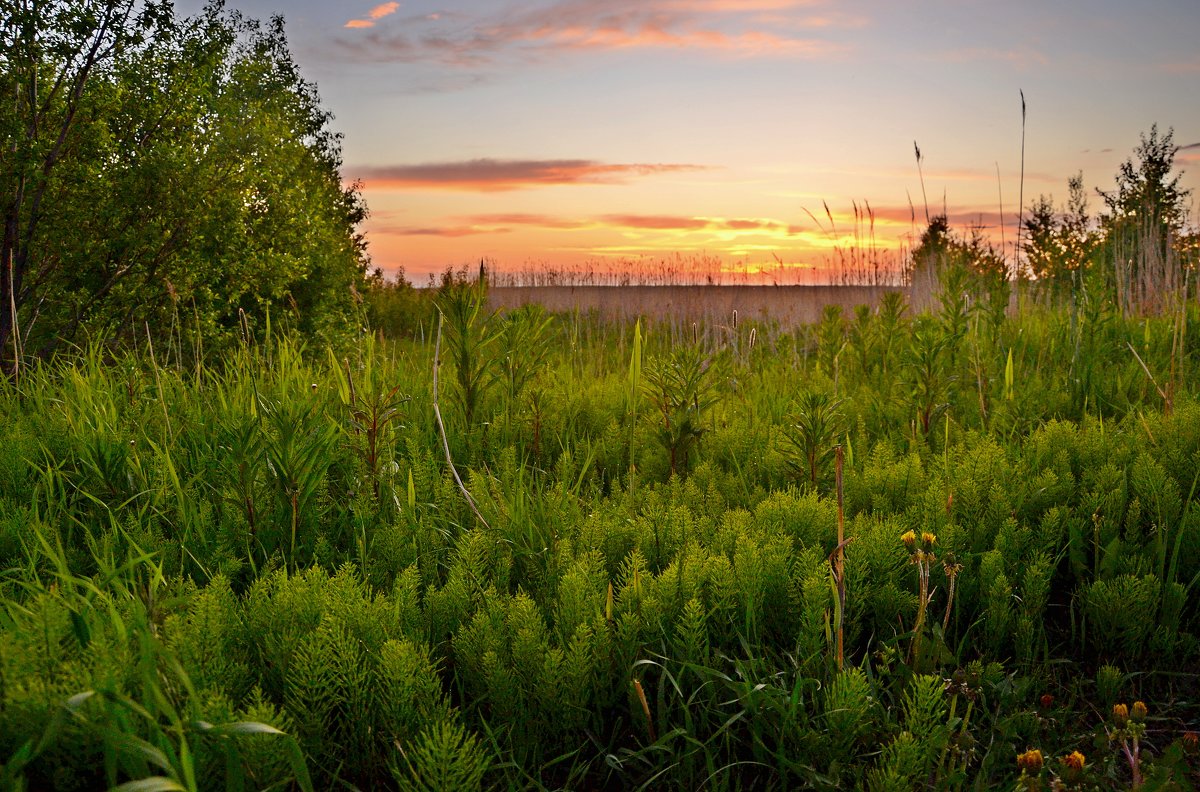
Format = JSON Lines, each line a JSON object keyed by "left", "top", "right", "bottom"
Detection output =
{"left": 2, "top": 267, "right": 1200, "bottom": 791}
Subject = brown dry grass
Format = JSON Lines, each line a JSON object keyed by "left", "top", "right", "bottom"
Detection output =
{"left": 488, "top": 285, "right": 902, "bottom": 328}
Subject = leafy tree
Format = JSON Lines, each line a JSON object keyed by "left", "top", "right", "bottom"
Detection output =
{"left": 1099, "top": 124, "right": 1189, "bottom": 232}
{"left": 1097, "top": 125, "right": 1192, "bottom": 312}
{"left": 1025, "top": 173, "right": 1097, "bottom": 299}
{"left": 1, "top": 1, "right": 369, "bottom": 371}
{"left": 1, "top": 0, "right": 175, "bottom": 372}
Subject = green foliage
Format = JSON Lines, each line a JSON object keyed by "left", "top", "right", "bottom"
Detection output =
{"left": 392, "top": 720, "right": 490, "bottom": 792}
{"left": 643, "top": 343, "right": 723, "bottom": 476}
{"left": 436, "top": 274, "right": 497, "bottom": 433}
{"left": 1, "top": 3, "right": 370, "bottom": 368}
{"left": 823, "top": 666, "right": 876, "bottom": 755}
{"left": 3, "top": 289, "right": 1200, "bottom": 789}
{"left": 782, "top": 390, "right": 845, "bottom": 490}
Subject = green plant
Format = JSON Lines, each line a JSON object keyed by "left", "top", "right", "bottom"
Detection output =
{"left": 904, "top": 319, "right": 954, "bottom": 437}
{"left": 393, "top": 720, "right": 491, "bottom": 792}
{"left": 643, "top": 343, "right": 722, "bottom": 477}
{"left": 436, "top": 274, "right": 496, "bottom": 433}
{"left": 781, "top": 390, "right": 844, "bottom": 490}
{"left": 259, "top": 393, "right": 338, "bottom": 569}
{"left": 495, "top": 304, "right": 554, "bottom": 437}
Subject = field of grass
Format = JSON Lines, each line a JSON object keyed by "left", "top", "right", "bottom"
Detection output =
{"left": 3, "top": 277, "right": 1200, "bottom": 790}
{"left": 488, "top": 285, "right": 903, "bottom": 329}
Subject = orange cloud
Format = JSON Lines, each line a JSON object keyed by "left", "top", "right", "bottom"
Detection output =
{"left": 345, "top": 1, "right": 400, "bottom": 30}
{"left": 465, "top": 213, "right": 592, "bottom": 229}
{"left": 352, "top": 159, "right": 705, "bottom": 191}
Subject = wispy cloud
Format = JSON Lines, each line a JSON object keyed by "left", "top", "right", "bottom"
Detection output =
{"left": 345, "top": 2, "right": 400, "bottom": 30}
{"left": 1177, "top": 142, "right": 1200, "bottom": 165}
{"left": 601, "top": 214, "right": 711, "bottom": 231}
{"left": 373, "top": 212, "right": 800, "bottom": 238}
{"left": 334, "top": 0, "right": 850, "bottom": 67}
{"left": 1161, "top": 58, "right": 1200, "bottom": 74}
{"left": 927, "top": 45, "right": 1049, "bottom": 70}
{"left": 351, "top": 158, "right": 705, "bottom": 191}
{"left": 374, "top": 224, "right": 506, "bottom": 237}
{"left": 831, "top": 205, "right": 1007, "bottom": 231}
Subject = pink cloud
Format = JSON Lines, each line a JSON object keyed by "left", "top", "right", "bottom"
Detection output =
{"left": 351, "top": 158, "right": 705, "bottom": 191}
{"left": 335, "top": 0, "right": 852, "bottom": 66}
{"left": 601, "top": 214, "right": 711, "bottom": 231}
{"left": 374, "top": 212, "right": 802, "bottom": 237}
{"left": 1176, "top": 142, "right": 1200, "bottom": 165}
{"left": 1162, "top": 58, "right": 1200, "bottom": 74}
{"left": 465, "top": 213, "right": 592, "bottom": 229}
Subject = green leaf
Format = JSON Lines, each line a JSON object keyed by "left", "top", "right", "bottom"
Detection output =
{"left": 111, "top": 777, "right": 188, "bottom": 792}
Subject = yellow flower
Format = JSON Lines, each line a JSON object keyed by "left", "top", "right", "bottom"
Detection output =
{"left": 1112, "top": 703, "right": 1129, "bottom": 725}
{"left": 901, "top": 530, "right": 917, "bottom": 549}
{"left": 1062, "top": 751, "right": 1085, "bottom": 771}
{"left": 1016, "top": 748, "right": 1043, "bottom": 772}
{"left": 1131, "top": 701, "right": 1147, "bottom": 722}
{"left": 922, "top": 531, "right": 937, "bottom": 546}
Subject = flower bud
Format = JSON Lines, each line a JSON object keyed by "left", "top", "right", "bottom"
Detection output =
{"left": 1112, "top": 703, "right": 1129, "bottom": 725}
{"left": 1130, "top": 701, "right": 1147, "bottom": 722}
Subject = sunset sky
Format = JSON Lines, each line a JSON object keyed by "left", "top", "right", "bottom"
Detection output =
{"left": 179, "top": 0, "right": 1200, "bottom": 284}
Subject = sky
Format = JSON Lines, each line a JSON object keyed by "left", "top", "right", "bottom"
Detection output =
{"left": 177, "top": 0, "right": 1200, "bottom": 284}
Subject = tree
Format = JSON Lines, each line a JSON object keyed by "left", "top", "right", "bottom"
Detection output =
{"left": 1, "top": 1, "right": 369, "bottom": 370}
{"left": 1099, "top": 124, "right": 1189, "bottom": 231}
{"left": 1024, "top": 173, "right": 1097, "bottom": 299}
{"left": 1098, "top": 125, "right": 1192, "bottom": 313}
{"left": 1, "top": 0, "right": 174, "bottom": 372}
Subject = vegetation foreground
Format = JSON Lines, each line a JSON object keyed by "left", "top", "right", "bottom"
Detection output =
{"left": 2, "top": 275, "right": 1200, "bottom": 791}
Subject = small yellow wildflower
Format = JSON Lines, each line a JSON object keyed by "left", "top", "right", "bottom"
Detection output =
{"left": 1016, "top": 748, "right": 1043, "bottom": 772}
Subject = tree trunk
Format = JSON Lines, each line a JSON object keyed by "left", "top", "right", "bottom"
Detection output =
{"left": 1, "top": 205, "right": 18, "bottom": 376}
